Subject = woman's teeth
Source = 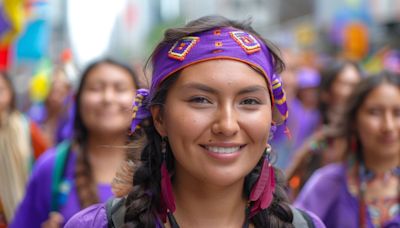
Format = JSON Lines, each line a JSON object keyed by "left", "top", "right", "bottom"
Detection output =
{"left": 206, "top": 146, "right": 240, "bottom": 154}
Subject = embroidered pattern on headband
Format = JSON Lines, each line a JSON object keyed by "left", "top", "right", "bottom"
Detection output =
{"left": 229, "top": 31, "right": 261, "bottom": 54}
{"left": 168, "top": 36, "right": 200, "bottom": 61}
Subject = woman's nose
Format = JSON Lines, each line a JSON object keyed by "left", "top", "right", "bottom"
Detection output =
{"left": 382, "top": 111, "right": 396, "bottom": 133}
{"left": 211, "top": 105, "right": 240, "bottom": 136}
{"left": 103, "top": 87, "right": 115, "bottom": 103}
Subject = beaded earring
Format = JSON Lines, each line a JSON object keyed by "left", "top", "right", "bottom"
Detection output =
{"left": 249, "top": 145, "right": 275, "bottom": 218}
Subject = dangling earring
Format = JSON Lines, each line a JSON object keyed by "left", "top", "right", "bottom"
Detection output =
{"left": 160, "top": 137, "right": 176, "bottom": 222}
{"left": 249, "top": 144, "right": 276, "bottom": 218}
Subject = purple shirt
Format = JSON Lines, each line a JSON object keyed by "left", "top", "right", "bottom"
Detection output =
{"left": 65, "top": 201, "right": 326, "bottom": 227}
{"left": 295, "top": 163, "right": 400, "bottom": 228}
{"left": 10, "top": 148, "right": 113, "bottom": 228}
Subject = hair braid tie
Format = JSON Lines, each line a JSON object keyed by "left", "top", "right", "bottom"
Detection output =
{"left": 130, "top": 89, "right": 151, "bottom": 134}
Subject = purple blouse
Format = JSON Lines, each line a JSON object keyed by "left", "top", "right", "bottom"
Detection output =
{"left": 294, "top": 163, "right": 400, "bottom": 228}
{"left": 10, "top": 148, "right": 113, "bottom": 228}
{"left": 65, "top": 201, "right": 326, "bottom": 227}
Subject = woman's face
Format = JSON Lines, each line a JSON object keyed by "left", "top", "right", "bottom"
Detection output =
{"left": 356, "top": 83, "right": 400, "bottom": 160}
{"left": 80, "top": 63, "right": 136, "bottom": 135}
{"left": 46, "top": 69, "right": 71, "bottom": 109}
{"left": 153, "top": 59, "right": 272, "bottom": 187}
{"left": 330, "top": 65, "right": 361, "bottom": 108}
{"left": 0, "top": 76, "right": 12, "bottom": 114}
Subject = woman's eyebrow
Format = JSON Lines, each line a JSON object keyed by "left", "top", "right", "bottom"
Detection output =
{"left": 180, "top": 83, "right": 218, "bottom": 94}
{"left": 180, "top": 83, "right": 269, "bottom": 95}
{"left": 237, "top": 85, "right": 269, "bottom": 95}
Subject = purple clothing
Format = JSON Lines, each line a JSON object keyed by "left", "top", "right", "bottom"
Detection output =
{"left": 65, "top": 202, "right": 326, "bottom": 227}
{"left": 290, "top": 99, "right": 320, "bottom": 151}
{"left": 294, "top": 163, "right": 400, "bottom": 228}
{"left": 28, "top": 98, "right": 75, "bottom": 144}
{"left": 10, "top": 148, "right": 112, "bottom": 228}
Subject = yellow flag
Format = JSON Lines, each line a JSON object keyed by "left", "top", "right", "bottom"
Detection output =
{"left": 1, "top": 0, "right": 25, "bottom": 45}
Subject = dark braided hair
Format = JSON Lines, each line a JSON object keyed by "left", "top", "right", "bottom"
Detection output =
{"left": 124, "top": 15, "right": 294, "bottom": 227}
{"left": 74, "top": 58, "right": 139, "bottom": 208}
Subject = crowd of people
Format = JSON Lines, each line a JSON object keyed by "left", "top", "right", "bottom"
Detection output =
{"left": 0, "top": 15, "right": 399, "bottom": 228}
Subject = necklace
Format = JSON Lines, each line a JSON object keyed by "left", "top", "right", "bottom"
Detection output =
{"left": 357, "top": 162, "right": 400, "bottom": 228}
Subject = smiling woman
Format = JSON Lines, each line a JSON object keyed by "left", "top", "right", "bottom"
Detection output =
{"left": 65, "top": 15, "right": 325, "bottom": 228}
{"left": 10, "top": 59, "right": 139, "bottom": 228}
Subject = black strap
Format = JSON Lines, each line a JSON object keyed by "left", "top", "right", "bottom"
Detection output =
{"left": 290, "top": 206, "right": 316, "bottom": 228}
{"left": 106, "top": 197, "right": 126, "bottom": 228}
{"left": 106, "top": 200, "right": 316, "bottom": 228}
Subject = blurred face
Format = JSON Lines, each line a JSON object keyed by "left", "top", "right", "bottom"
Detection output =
{"left": 298, "top": 87, "right": 318, "bottom": 109}
{"left": 330, "top": 65, "right": 361, "bottom": 108}
{"left": 280, "top": 50, "right": 298, "bottom": 99}
{"left": 356, "top": 83, "right": 400, "bottom": 160}
{"left": 0, "top": 76, "right": 12, "bottom": 114}
{"left": 80, "top": 63, "right": 136, "bottom": 135}
{"left": 153, "top": 60, "right": 272, "bottom": 187}
{"left": 46, "top": 69, "right": 71, "bottom": 109}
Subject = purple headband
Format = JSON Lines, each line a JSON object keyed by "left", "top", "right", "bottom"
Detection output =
{"left": 130, "top": 27, "right": 288, "bottom": 135}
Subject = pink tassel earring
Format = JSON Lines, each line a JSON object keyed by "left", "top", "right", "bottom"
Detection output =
{"left": 160, "top": 137, "right": 176, "bottom": 222}
{"left": 249, "top": 145, "right": 275, "bottom": 218}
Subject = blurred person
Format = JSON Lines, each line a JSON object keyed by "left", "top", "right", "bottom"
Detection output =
{"left": 66, "top": 15, "right": 325, "bottom": 228}
{"left": 10, "top": 59, "right": 139, "bottom": 228}
{"left": 271, "top": 48, "right": 299, "bottom": 169}
{"left": 287, "top": 67, "right": 321, "bottom": 156}
{"left": 28, "top": 66, "right": 74, "bottom": 147}
{"left": 280, "top": 48, "right": 299, "bottom": 100}
{"left": 286, "top": 59, "right": 362, "bottom": 199}
{"left": 295, "top": 71, "right": 400, "bottom": 227}
{"left": 0, "top": 72, "right": 48, "bottom": 226}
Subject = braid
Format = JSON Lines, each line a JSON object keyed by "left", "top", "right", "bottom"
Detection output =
{"left": 75, "top": 145, "right": 99, "bottom": 208}
{"left": 245, "top": 159, "right": 294, "bottom": 228}
{"left": 124, "top": 123, "right": 163, "bottom": 227}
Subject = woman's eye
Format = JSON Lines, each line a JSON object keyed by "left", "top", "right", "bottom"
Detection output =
{"left": 241, "top": 98, "right": 261, "bottom": 105}
{"left": 115, "top": 85, "right": 129, "bottom": 92}
{"left": 87, "top": 85, "right": 102, "bottom": 92}
{"left": 189, "top": 97, "right": 211, "bottom": 104}
{"left": 367, "top": 108, "right": 381, "bottom": 116}
{"left": 393, "top": 108, "right": 400, "bottom": 117}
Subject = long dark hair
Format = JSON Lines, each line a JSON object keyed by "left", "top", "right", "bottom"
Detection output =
{"left": 73, "top": 58, "right": 139, "bottom": 208}
{"left": 340, "top": 71, "right": 400, "bottom": 160}
{"left": 318, "top": 59, "right": 361, "bottom": 125}
{"left": 124, "top": 15, "right": 293, "bottom": 227}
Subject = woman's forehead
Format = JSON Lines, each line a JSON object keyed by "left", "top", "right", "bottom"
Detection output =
{"left": 177, "top": 59, "right": 270, "bottom": 88}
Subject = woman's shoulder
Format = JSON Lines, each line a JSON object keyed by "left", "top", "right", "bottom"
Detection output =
{"left": 305, "top": 163, "right": 345, "bottom": 186}
{"left": 31, "top": 147, "right": 57, "bottom": 175}
{"left": 298, "top": 163, "right": 346, "bottom": 197}
{"left": 294, "top": 163, "right": 346, "bottom": 222}
{"left": 65, "top": 203, "right": 108, "bottom": 228}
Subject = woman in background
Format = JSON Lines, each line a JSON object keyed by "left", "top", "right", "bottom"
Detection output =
{"left": 295, "top": 71, "right": 400, "bottom": 227}
{"left": 0, "top": 72, "right": 48, "bottom": 226}
{"left": 286, "top": 60, "right": 362, "bottom": 199}
{"left": 11, "top": 59, "right": 139, "bottom": 228}
{"left": 28, "top": 66, "right": 74, "bottom": 147}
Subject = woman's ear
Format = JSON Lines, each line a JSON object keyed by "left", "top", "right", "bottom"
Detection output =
{"left": 150, "top": 105, "right": 167, "bottom": 136}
